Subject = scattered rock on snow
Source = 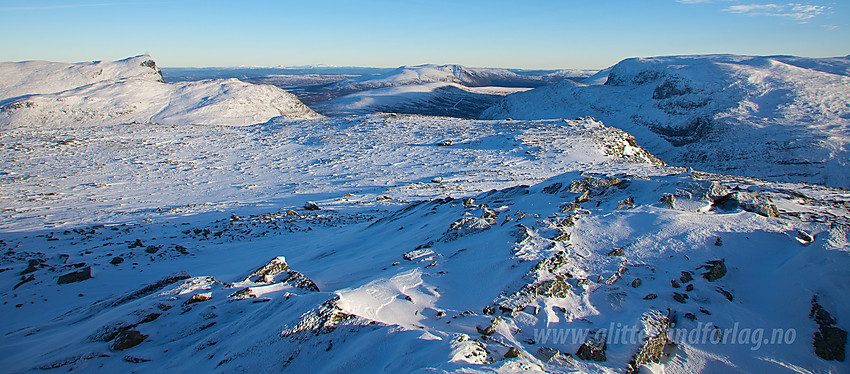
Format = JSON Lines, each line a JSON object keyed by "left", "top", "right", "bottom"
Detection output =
{"left": 699, "top": 259, "right": 727, "bottom": 281}
{"left": 57, "top": 266, "right": 92, "bottom": 284}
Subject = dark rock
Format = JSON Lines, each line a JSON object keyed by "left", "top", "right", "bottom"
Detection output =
{"left": 617, "top": 196, "right": 635, "bottom": 210}
{"left": 814, "top": 326, "right": 847, "bottom": 361}
{"left": 58, "top": 266, "right": 92, "bottom": 284}
{"left": 144, "top": 246, "right": 159, "bottom": 254}
{"left": 504, "top": 347, "right": 522, "bottom": 358}
{"left": 716, "top": 287, "right": 734, "bottom": 302}
{"left": 659, "top": 194, "right": 676, "bottom": 209}
{"left": 14, "top": 275, "right": 35, "bottom": 289}
{"left": 437, "top": 140, "right": 452, "bottom": 146}
{"left": 535, "top": 347, "right": 560, "bottom": 362}
{"left": 699, "top": 308, "right": 711, "bottom": 315}
{"left": 644, "top": 294, "right": 658, "bottom": 300}
{"left": 714, "top": 236, "right": 722, "bottom": 246}
{"left": 607, "top": 247, "right": 624, "bottom": 256}
{"left": 111, "top": 330, "right": 147, "bottom": 350}
{"left": 185, "top": 293, "right": 212, "bottom": 305}
{"left": 685, "top": 284, "right": 694, "bottom": 292}
{"left": 576, "top": 331, "right": 607, "bottom": 362}
{"left": 684, "top": 313, "right": 696, "bottom": 321}
{"left": 673, "top": 292, "right": 688, "bottom": 303}
{"left": 110, "top": 257, "right": 124, "bottom": 265}
{"left": 477, "top": 317, "right": 501, "bottom": 335}
{"left": 810, "top": 296, "right": 847, "bottom": 361}
{"left": 19, "top": 266, "right": 38, "bottom": 275}
{"left": 542, "top": 182, "right": 563, "bottom": 194}
{"left": 129, "top": 239, "right": 144, "bottom": 249}
{"left": 680, "top": 271, "right": 694, "bottom": 283}
{"left": 483, "top": 306, "right": 495, "bottom": 315}
{"left": 671, "top": 280, "right": 681, "bottom": 288}
{"left": 303, "top": 202, "right": 320, "bottom": 211}
{"left": 699, "top": 259, "right": 727, "bottom": 281}
{"left": 631, "top": 278, "right": 642, "bottom": 288}
{"left": 123, "top": 355, "right": 151, "bottom": 363}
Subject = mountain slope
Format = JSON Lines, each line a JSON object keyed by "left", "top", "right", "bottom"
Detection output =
{"left": 0, "top": 55, "right": 321, "bottom": 128}
{"left": 312, "top": 82, "right": 531, "bottom": 118}
{"left": 482, "top": 54, "right": 850, "bottom": 188}
{"left": 0, "top": 115, "right": 847, "bottom": 373}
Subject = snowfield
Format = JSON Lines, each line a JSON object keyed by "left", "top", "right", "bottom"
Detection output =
{"left": 0, "top": 56, "right": 848, "bottom": 374}
{"left": 483, "top": 55, "right": 850, "bottom": 189}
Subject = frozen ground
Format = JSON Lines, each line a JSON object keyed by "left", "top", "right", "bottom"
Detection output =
{"left": 0, "top": 56, "right": 848, "bottom": 374}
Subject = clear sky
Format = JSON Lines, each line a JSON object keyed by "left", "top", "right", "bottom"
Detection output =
{"left": 1, "top": 0, "right": 848, "bottom": 69}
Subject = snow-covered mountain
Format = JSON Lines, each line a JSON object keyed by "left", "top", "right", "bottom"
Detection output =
{"left": 1, "top": 54, "right": 848, "bottom": 374}
{"left": 312, "top": 82, "right": 531, "bottom": 117}
{"left": 0, "top": 55, "right": 321, "bottom": 128}
{"left": 482, "top": 55, "right": 850, "bottom": 188}
{"left": 1, "top": 114, "right": 848, "bottom": 373}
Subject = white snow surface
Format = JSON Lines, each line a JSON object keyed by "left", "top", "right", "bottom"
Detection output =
{"left": 483, "top": 54, "right": 850, "bottom": 188}
{"left": 0, "top": 56, "right": 849, "bottom": 374}
{"left": 0, "top": 55, "right": 321, "bottom": 128}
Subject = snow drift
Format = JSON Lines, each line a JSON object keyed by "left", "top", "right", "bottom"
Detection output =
{"left": 0, "top": 55, "right": 321, "bottom": 128}
{"left": 483, "top": 54, "right": 850, "bottom": 188}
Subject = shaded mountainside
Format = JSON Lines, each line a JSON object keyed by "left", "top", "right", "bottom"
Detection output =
{"left": 312, "top": 82, "right": 530, "bottom": 118}
{"left": 483, "top": 54, "right": 850, "bottom": 188}
{"left": 0, "top": 55, "right": 321, "bottom": 129}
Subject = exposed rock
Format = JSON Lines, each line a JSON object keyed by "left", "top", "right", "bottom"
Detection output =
{"left": 631, "top": 278, "right": 642, "bottom": 288}
{"left": 810, "top": 296, "right": 847, "bottom": 361}
{"left": 713, "top": 191, "right": 779, "bottom": 218}
{"left": 796, "top": 231, "right": 815, "bottom": 245}
{"left": 245, "top": 256, "right": 319, "bottom": 292}
{"left": 685, "top": 284, "right": 694, "bottom": 292}
{"left": 145, "top": 245, "right": 160, "bottom": 254}
{"left": 443, "top": 216, "right": 494, "bottom": 242}
{"left": 281, "top": 297, "right": 357, "bottom": 340}
{"left": 303, "top": 201, "right": 320, "bottom": 211}
{"left": 14, "top": 274, "right": 35, "bottom": 289}
{"left": 626, "top": 310, "right": 671, "bottom": 373}
{"left": 671, "top": 280, "right": 681, "bottom": 288}
{"left": 644, "top": 294, "right": 657, "bottom": 300}
{"left": 185, "top": 292, "right": 212, "bottom": 305}
{"left": 58, "top": 266, "right": 92, "bottom": 284}
{"left": 716, "top": 287, "right": 734, "bottom": 302}
{"left": 607, "top": 247, "right": 624, "bottom": 256}
{"left": 618, "top": 196, "right": 635, "bottom": 209}
{"left": 699, "top": 259, "right": 727, "bottom": 281}
{"left": 504, "top": 347, "right": 522, "bottom": 358}
{"left": 535, "top": 347, "right": 561, "bottom": 362}
{"left": 576, "top": 330, "right": 607, "bottom": 361}
{"left": 110, "top": 256, "right": 124, "bottom": 265}
{"left": 542, "top": 182, "right": 563, "bottom": 194}
{"left": 129, "top": 239, "right": 144, "bottom": 248}
{"left": 659, "top": 194, "right": 676, "bottom": 209}
{"left": 680, "top": 271, "right": 694, "bottom": 283}
{"left": 714, "top": 236, "right": 723, "bottom": 246}
{"left": 827, "top": 223, "right": 848, "bottom": 249}
{"left": 111, "top": 330, "right": 147, "bottom": 350}
{"left": 476, "top": 316, "right": 502, "bottom": 335}
{"left": 437, "top": 140, "right": 452, "bottom": 146}
{"left": 673, "top": 292, "right": 688, "bottom": 303}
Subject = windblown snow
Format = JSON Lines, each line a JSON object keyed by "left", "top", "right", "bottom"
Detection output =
{"left": 483, "top": 55, "right": 850, "bottom": 188}
{"left": 0, "top": 55, "right": 848, "bottom": 374}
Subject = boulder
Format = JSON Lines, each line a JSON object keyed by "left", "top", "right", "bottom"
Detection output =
{"left": 58, "top": 266, "right": 92, "bottom": 284}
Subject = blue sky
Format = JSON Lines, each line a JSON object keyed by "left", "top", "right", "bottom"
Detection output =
{"left": 0, "top": 0, "right": 847, "bottom": 69}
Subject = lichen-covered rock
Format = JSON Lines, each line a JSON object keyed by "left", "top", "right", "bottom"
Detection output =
{"left": 626, "top": 310, "right": 671, "bottom": 373}
{"left": 659, "top": 194, "right": 676, "bottom": 209}
{"left": 281, "top": 297, "right": 357, "bottom": 340}
{"left": 443, "top": 216, "right": 494, "bottom": 242}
